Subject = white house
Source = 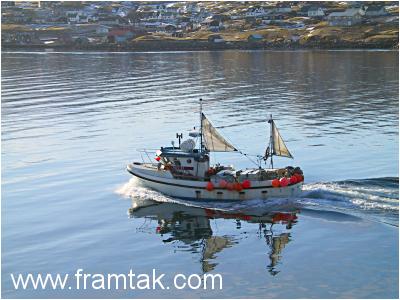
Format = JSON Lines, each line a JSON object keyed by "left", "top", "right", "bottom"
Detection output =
{"left": 190, "top": 10, "right": 211, "bottom": 23}
{"left": 115, "top": 6, "right": 131, "bottom": 18}
{"left": 308, "top": 7, "right": 325, "bottom": 17}
{"left": 156, "top": 12, "right": 175, "bottom": 22}
{"left": 201, "top": 18, "right": 223, "bottom": 32}
{"left": 138, "top": 3, "right": 170, "bottom": 13}
{"left": 180, "top": 3, "right": 201, "bottom": 14}
{"left": 142, "top": 11, "right": 176, "bottom": 22}
{"left": 328, "top": 9, "right": 363, "bottom": 26}
{"left": 246, "top": 7, "right": 269, "bottom": 17}
{"left": 66, "top": 11, "right": 89, "bottom": 24}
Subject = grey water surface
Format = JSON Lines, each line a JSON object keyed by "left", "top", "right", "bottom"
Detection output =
{"left": 1, "top": 50, "right": 399, "bottom": 298}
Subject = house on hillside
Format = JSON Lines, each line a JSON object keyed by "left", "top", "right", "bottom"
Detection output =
{"left": 114, "top": 6, "right": 131, "bottom": 18}
{"left": 308, "top": 7, "right": 325, "bottom": 18}
{"left": 246, "top": 6, "right": 269, "bottom": 17}
{"left": 137, "top": 3, "right": 169, "bottom": 13}
{"left": 2, "top": 7, "right": 33, "bottom": 23}
{"left": 298, "top": 5, "right": 311, "bottom": 16}
{"left": 180, "top": 3, "right": 200, "bottom": 14}
{"left": 364, "top": 5, "right": 387, "bottom": 17}
{"left": 139, "top": 11, "right": 156, "bottom": 22}
{"left": 165, "top": 3, "right": 180, "bottom": 14}
{"left": 154, "top": 11, "right": 176, "bottom": 22}
{"left": 201, "top": 18, "right": 223, "bottom": 32}
{"left": 98, "top": 15, "right": 121, "bottom": 26}
{"left": 328, "top": 9, "right": 363, "bottom": 26}
{"left": 66, "top": 11, "right": 89, "bottom": 24}
{"left": 209, "top": 19, "right": 223, "bottom": 32}
{"left": 190, "top": 9, "right": 211, "bottom": 23}
{"left": 274, "top": 3, "right": 292, "bottom": 13}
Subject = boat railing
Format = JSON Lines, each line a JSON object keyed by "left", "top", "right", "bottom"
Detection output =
{"left": 137, "top": 148, "right": 159, "bottom": 164}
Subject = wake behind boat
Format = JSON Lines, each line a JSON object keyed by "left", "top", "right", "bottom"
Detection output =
{"left": 127, "top": 99, "right": 304, "bottom": 201}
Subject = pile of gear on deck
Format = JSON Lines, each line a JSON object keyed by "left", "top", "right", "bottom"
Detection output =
{"left": 208, "top": 165, "right": 304, "bottom": 183}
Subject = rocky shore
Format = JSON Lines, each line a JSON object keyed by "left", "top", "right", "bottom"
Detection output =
{"left": 3, "top": 38, "right": 398, "bottom": 52}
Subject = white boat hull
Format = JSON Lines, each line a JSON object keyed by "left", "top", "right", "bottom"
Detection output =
{"left": 127, "top": 163, "right": 303, "bottom": 201}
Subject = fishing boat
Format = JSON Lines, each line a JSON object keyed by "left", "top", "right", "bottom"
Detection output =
{"left": 127, "top": 99, "right": 304, "bottom": 201}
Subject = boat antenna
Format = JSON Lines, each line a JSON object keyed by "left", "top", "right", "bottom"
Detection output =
{"left": 199, "top": 98, "right": 203, "bottom": 152}
{"left": 176, "top": 133, "right": 183, "bottom": 147}
{"left": 269, "top": 114, "right": 274, "bottom": 169}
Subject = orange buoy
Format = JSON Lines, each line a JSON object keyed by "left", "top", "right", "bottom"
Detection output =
{"left": 242, "top": 180, "right": 251, "bottom": 189}
{"left": 206, "top": 182, "right": 214, "bottom": 191}
{"left": 226, "top": 183, "right": 234, "bottom": 191}
{"left": 272, "top": 212, "right": 298, "bottom": 223}
{"left": 290, "top": 175, "right": 298, "bottom": 184}
{"left": 295, "top": 173, "right": 303, "bottom": 182}
{"left": 272, "top": 179, "right": 280, "bottom": 187}
{"left": 234, "top": 182, "right": 243, "bottom": 192}
{"left": 280, "top": 177, "right": 289, "bottom": 187}
{"left": 219, "top": 179, "right": 228, "bottom": 188}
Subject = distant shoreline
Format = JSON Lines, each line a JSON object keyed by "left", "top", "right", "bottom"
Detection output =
{"left": 2, "top": 39, "right": 398, "bottom": 52}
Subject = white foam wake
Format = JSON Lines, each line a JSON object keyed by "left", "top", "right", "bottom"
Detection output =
{"left": 115, "top": 177, "right": 189, "bottom": 204}
{"left": 302, "top": 182, "right": 399, "bottom": 211}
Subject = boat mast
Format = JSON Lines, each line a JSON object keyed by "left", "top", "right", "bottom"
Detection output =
{"left": 199, "top": 98, "right": 203, "bottom": 152}
{"left": 269, "top": 114, "right": 274, "bottom": 169}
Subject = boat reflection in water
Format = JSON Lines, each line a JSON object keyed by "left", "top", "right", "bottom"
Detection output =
{"left": 128, "top": 198, "right": 298, "bottom": 275}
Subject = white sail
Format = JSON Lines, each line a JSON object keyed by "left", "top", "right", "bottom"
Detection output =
{"left": 272, "top": 121, "right": 293, "bottom": 158}
{"left": 202, "top": 113, "right": 237, "bottom": 152}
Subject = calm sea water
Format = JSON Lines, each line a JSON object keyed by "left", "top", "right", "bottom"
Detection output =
{"left": 1, "top": 50, "right": 399, "bottom": 298}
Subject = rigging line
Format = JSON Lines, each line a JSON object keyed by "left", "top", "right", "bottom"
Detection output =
{"left": 209, "top": 127, "right": 257, "bottom": 163}
{"left": 238, "top": 150, "right": 259, "bottom": 166}
{"left": 209, "top": 125, "right": 261, "bottom": 165}
{"left": 208, "top": 145, "right": 260, "bottom": 166}
{"left": 233, "top": 150, "right": 263, "bottom": 157}
{"left": 201, "top": 114, "right": 259, "bottom": 166}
